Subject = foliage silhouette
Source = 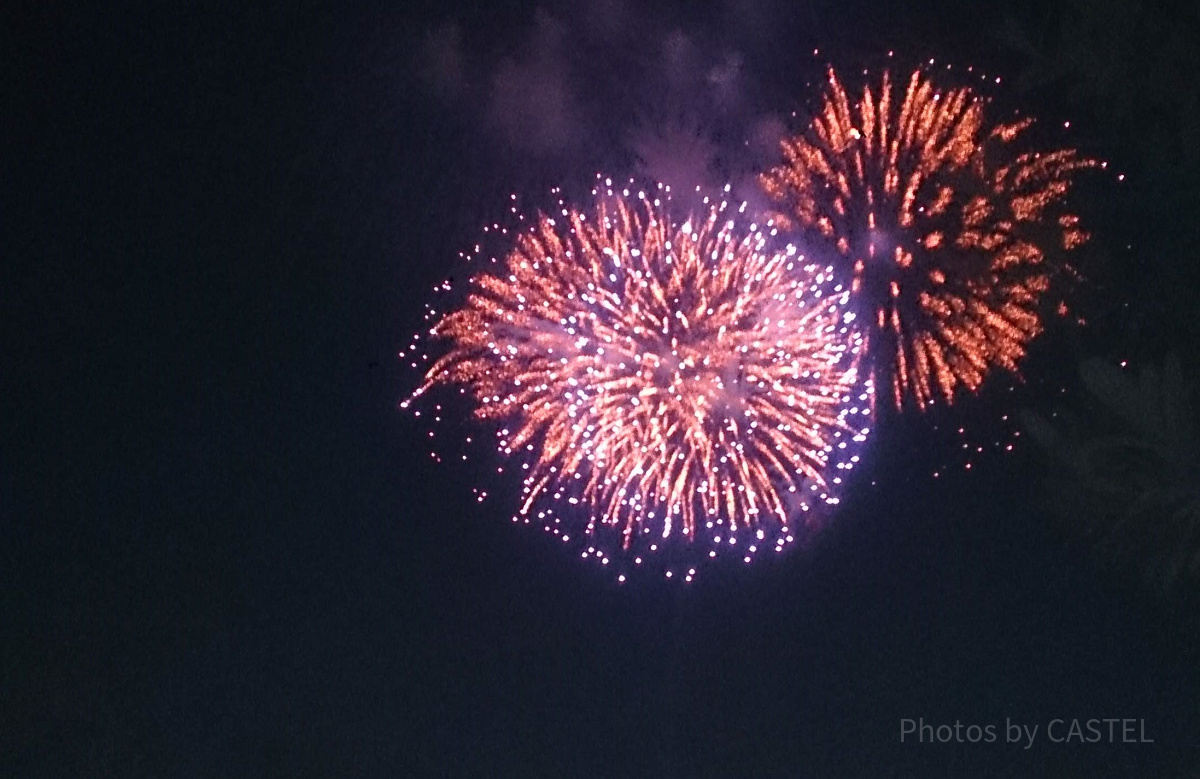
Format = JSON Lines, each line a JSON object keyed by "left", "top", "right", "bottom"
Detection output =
{"left": 1022, "top": 354, "right": 1200, "bottom": 592}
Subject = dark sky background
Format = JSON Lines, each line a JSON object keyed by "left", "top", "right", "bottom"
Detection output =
{"left": 5, "top": 0, "right": 1200, "bottom": 776}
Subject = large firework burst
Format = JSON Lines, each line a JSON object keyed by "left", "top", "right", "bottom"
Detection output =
{"left": 760, "top": 68, "right": 1096, "bottom": 410}
{"left": 404, "top": 180, "right": 871, "bottom": 573}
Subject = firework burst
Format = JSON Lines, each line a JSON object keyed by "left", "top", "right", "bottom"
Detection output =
{"left": 404, "top": 179, "right": 872, "bottom": 575}
{"left": 760, "top": 68, "right": 1096, "bottom": 410}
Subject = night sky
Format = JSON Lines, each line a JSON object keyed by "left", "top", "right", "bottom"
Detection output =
{"left": 6, "top": 0, "right": 1200, "bottom": 776}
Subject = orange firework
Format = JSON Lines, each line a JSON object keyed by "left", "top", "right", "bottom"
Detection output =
{"left": 405, "top": 181, "right": 871, "bottom": 569}
{"left": 760, "top": 68, "right": 1096, "bottom": 410}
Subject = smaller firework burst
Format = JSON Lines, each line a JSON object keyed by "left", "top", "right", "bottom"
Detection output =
{"left": 402, "top": 178, "right": 872, "bottom": 578}
{"left": 761, "top": 67, "right": 1097, "bottom": 411}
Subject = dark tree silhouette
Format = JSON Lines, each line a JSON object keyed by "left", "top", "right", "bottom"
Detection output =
{"left": 1001, "top": 0, "right": 1200, "bottom": 177}
{"left": 1023, "top": 354, "right": 1200, "bottom": 592}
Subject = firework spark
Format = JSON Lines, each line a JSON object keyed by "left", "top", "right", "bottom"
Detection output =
{"left": 404, "top": 180, "right": 872, "bottom": 573}
{"left": 760, "top": 68, "right": 1096, "bottom": 410}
